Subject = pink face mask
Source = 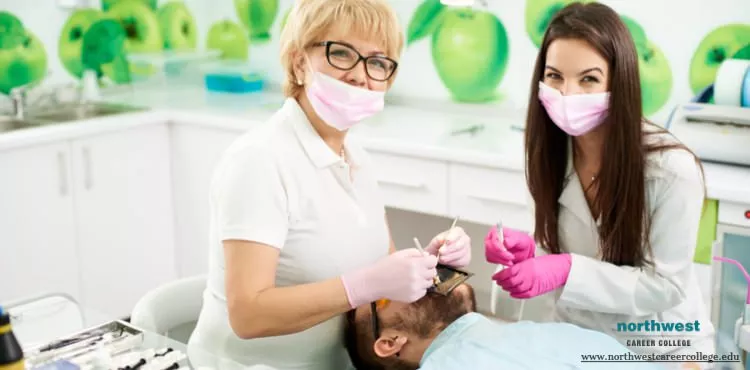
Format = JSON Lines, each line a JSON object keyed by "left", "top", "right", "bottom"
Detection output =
{"left": 305, "top": 71, "right": 385, "bottom": 131}
{"left": 537, "top": 81, "right": 610, "bottom": 136}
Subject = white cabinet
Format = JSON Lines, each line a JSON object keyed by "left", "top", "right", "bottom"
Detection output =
{"left": 448, "top": 163, "right": 532, "bottom": 232}
{"left": 0, "top": 143, "right": 81, "bottom": 304}
{"left": 170, "top": 124, "right": 242, "bottom": 277}
{"left": 369, "top": 151, "right": 449, "bottom": 217}
{"left": 71, "top": 124, "right": 176, "bottom": 318}
{"left": 0, "top": 123, "right": 176, "bottom": 319}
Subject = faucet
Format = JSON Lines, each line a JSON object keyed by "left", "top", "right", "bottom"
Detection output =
{"left": 10, "top": 87, "right": 27, "bottom": 120}
{"left": 7, "top": 70, "right": 54, "bottom": 119}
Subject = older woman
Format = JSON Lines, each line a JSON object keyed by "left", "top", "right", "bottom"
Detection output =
{"left": 186, "top": 0, "right": 472, "bottom": 369}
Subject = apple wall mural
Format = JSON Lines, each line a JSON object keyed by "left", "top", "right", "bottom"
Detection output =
{"left": 158, "top": 2, "right": 199, "bottom": 51}
{"left": 101, "top": 0, "right": 158, "bottom": 12}
{"left": 0, "top": 0, "right": 748, "bottom": 122}
{"left": 688, "top": 23, "right": 750, "bottom": 95}
{"left": 57, "top": 0, "right": 200, "bottom": 84}
{"left": 0, "top": 11, "right": 48, "bottom": 95}
{"left": 407, "top": 0, "right": 510, "bottom": 103}
{"left": 235, "top": 0, "right": 280, "bottom": 43}
{"left": 620, "top": 15, "right": 673, "bottom": 116}
{"left": 207, "top": 20, "right": 250, "bottom": 60}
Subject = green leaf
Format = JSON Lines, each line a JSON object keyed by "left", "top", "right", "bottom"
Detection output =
{"left": 407, "top": 0, "right": 446, "bottom": 45}
{"left": 0, "top": 11, "right": 25, "bottom": 49}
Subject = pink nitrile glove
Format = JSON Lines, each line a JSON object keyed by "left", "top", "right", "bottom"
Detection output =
{"left": 425, "top": 226, "right": 471, "bottom": 268}
{"left": 341, "top": 248, "right": 438, "bottom": 308}
{"left": 492, "top": 253, "right": 572, "bottom": 299}
{"left": 484, "top": 225, "right": 536, "bottom": 266}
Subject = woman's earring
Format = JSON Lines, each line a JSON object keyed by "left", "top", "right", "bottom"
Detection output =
{"left": 296, "top": 79, "right": 303, "bottom": 86}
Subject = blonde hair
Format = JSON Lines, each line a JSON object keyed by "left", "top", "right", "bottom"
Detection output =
{"left": 279, "top": 0, "right": 404, "bottom": 97}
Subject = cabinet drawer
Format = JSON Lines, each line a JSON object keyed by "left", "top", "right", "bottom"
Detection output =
{"left": 370, "top": 151, "right": 448, "bottom": 216}
{"left": 448, "top": 163, "right": 532, "bottom": 231}
{"left": 718, "top": 201, "right": 750, "bottom": 228}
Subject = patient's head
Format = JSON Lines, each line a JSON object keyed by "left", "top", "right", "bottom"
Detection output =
{"left": 344, "top": 283, "right": 477, "bottom": 370}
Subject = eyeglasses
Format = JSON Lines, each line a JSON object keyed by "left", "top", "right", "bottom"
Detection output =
{"left": 371, "top": 299, "right": 389, "bottom": 339}
{"left": 312, "top": 41, "right": 398, "bottom": 82}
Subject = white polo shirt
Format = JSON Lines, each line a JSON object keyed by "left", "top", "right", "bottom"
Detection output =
{"left": 188, "top": 98, "right": 390, "bottom": 370}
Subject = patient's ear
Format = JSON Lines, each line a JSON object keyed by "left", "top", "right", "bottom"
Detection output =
{"left": 373, "top": 331, "right": 408, "bottom": 358}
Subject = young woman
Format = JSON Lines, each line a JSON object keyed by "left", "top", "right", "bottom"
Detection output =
{"left": 187, "top": 0, "right": 471, "bottom": 368}
{"left": 484, "top": 1, "right": 715, "bottom": 363}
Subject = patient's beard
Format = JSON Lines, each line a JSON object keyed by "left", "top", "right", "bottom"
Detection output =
{"left": 386, "top": 286, "right": 477, "bottom": 370}
{"left": 405, "top": 285, "right": 476, "bottom": 337}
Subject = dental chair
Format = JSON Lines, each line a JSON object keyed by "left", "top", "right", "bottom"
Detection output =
{"left": 129, "top": 274, "right": 207, "bottom": 344}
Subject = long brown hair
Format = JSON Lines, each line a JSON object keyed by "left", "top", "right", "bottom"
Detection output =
{"left": 524, "top": 2, "right": 701, "bottom": 267}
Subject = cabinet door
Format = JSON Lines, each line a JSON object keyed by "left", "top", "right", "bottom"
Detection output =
{"left": 714, "top": 227, "right": 750, "bottom": 364}
{"left": 170, "top": 124, "right": 241, "bottom": 277}
{"left": 0, "top": 143, "right": 80, "bottom": 304}
{"left": 71, "top": 124, "right": 176, "bottom": 318}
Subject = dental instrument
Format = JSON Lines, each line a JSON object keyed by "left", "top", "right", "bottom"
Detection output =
{"left": 413, "top": 237, "right": 440, "bottom": 285}
{"left": 437, "top": 216, "right": 460, "bottom": 261}
{"left": 413, "top": 236, "right": 474, "bottom": 296}
{"left": 495, "top": 220, "right": 526, "bottom": 321}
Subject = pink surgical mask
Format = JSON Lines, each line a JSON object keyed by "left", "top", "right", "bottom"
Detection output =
{"left": 537, "top": 81, "right": 610, "bottom": 136}
{"left": 305, "top": 71, "right": 385, "bottom": 131}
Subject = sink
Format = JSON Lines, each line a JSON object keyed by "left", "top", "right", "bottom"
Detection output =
{"left": 26, "top": 102, "right": 147, "bottom": 122}
{"left": 0, "top": 116, "right": 51, "bottom": 133}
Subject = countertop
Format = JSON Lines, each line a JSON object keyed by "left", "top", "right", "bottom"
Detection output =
{"left": 1, "top": 83, "right": 749, "bottom": 205}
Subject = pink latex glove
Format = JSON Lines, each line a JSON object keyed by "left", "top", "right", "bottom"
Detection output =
{"left": 484, "top": 224, "right": 536, "bottom": 266}
{"left": 425, "top": 226, "right": 471, "bottom": 268}
{"left": 492, "top": 253, "right": 572, "bottom": 299}
{"left": 341, "top": 248, "right": 438, "bottom": 308}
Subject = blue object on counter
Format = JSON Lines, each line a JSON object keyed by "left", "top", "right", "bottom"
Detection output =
{"left": 32, "top": 360, "right": 80, "bottom": 370}
{"left": 742, "top": 66, "right": 750, "bottom": 107}
{"left": 205, "top": 72, "right": 265, "bottom": 93}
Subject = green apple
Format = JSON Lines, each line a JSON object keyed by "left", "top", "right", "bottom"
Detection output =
{"left": 0, "top": 30, "right": 48, "bottom": 95}
{"left": 0, "top": 11, "right": 25, "bottom": 50}
{"left": 102, "top": 0, "right": 157, "bottom": 12}
{"left": 234, "top": 0, "right": 279, "bottom": 43}
{"left": 106, "top": 0, "right": 163, "bottom": 53}
{"left": 58, "top": 9, "right": 103, "bottom": 78}
{"left": 638, "top": 41, "right": 672, "bottom": 116}
{"left": 83, "top": 19, "right": 131, "bottom": 83}
{"left": 620, "top": 15, "right": 647, "bottom": 54}
{"left": 105, "top": 0, "right": 163, "bottom": 78}
{"left": 406, "top": 0, "right": 445, "bottom": 45}
{"left": 689, "top": 23, "right": 750, "bottom": 94}
{"left": 525, "top": 0, "right": 573, "bottom": 48}
{"left": 207, "top": 20, "right": 249, "bottom": 60}
{"left": 431, "top": 8, "right": 509, "bottom": 102}
{"left": 157, "top": 1, "right": 197, "bottom": 50}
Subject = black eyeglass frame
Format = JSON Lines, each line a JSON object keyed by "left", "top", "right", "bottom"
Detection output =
{"left": 370, "top": 301, "right": 381, "bottom": 339}
{"left": 311, "top": 41, "right": 398, "bottom": 82}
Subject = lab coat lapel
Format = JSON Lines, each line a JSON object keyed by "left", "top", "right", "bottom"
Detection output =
{"left": 557, "top": 140, "right": 600, "bottom": 249}
{"left": 558, "top": 171, "right": 596, "bottom": 230}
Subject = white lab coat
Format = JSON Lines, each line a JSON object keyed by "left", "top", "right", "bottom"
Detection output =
{"left": 499, "top": 131, "right": 716, "bottom": 364}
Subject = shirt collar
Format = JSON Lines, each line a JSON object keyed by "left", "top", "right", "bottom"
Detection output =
{"left": 284, "top": 98, "right": 364, "bottom": 169}
{"left": 420, "top": 312, "right": 482, "bottom": 365}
